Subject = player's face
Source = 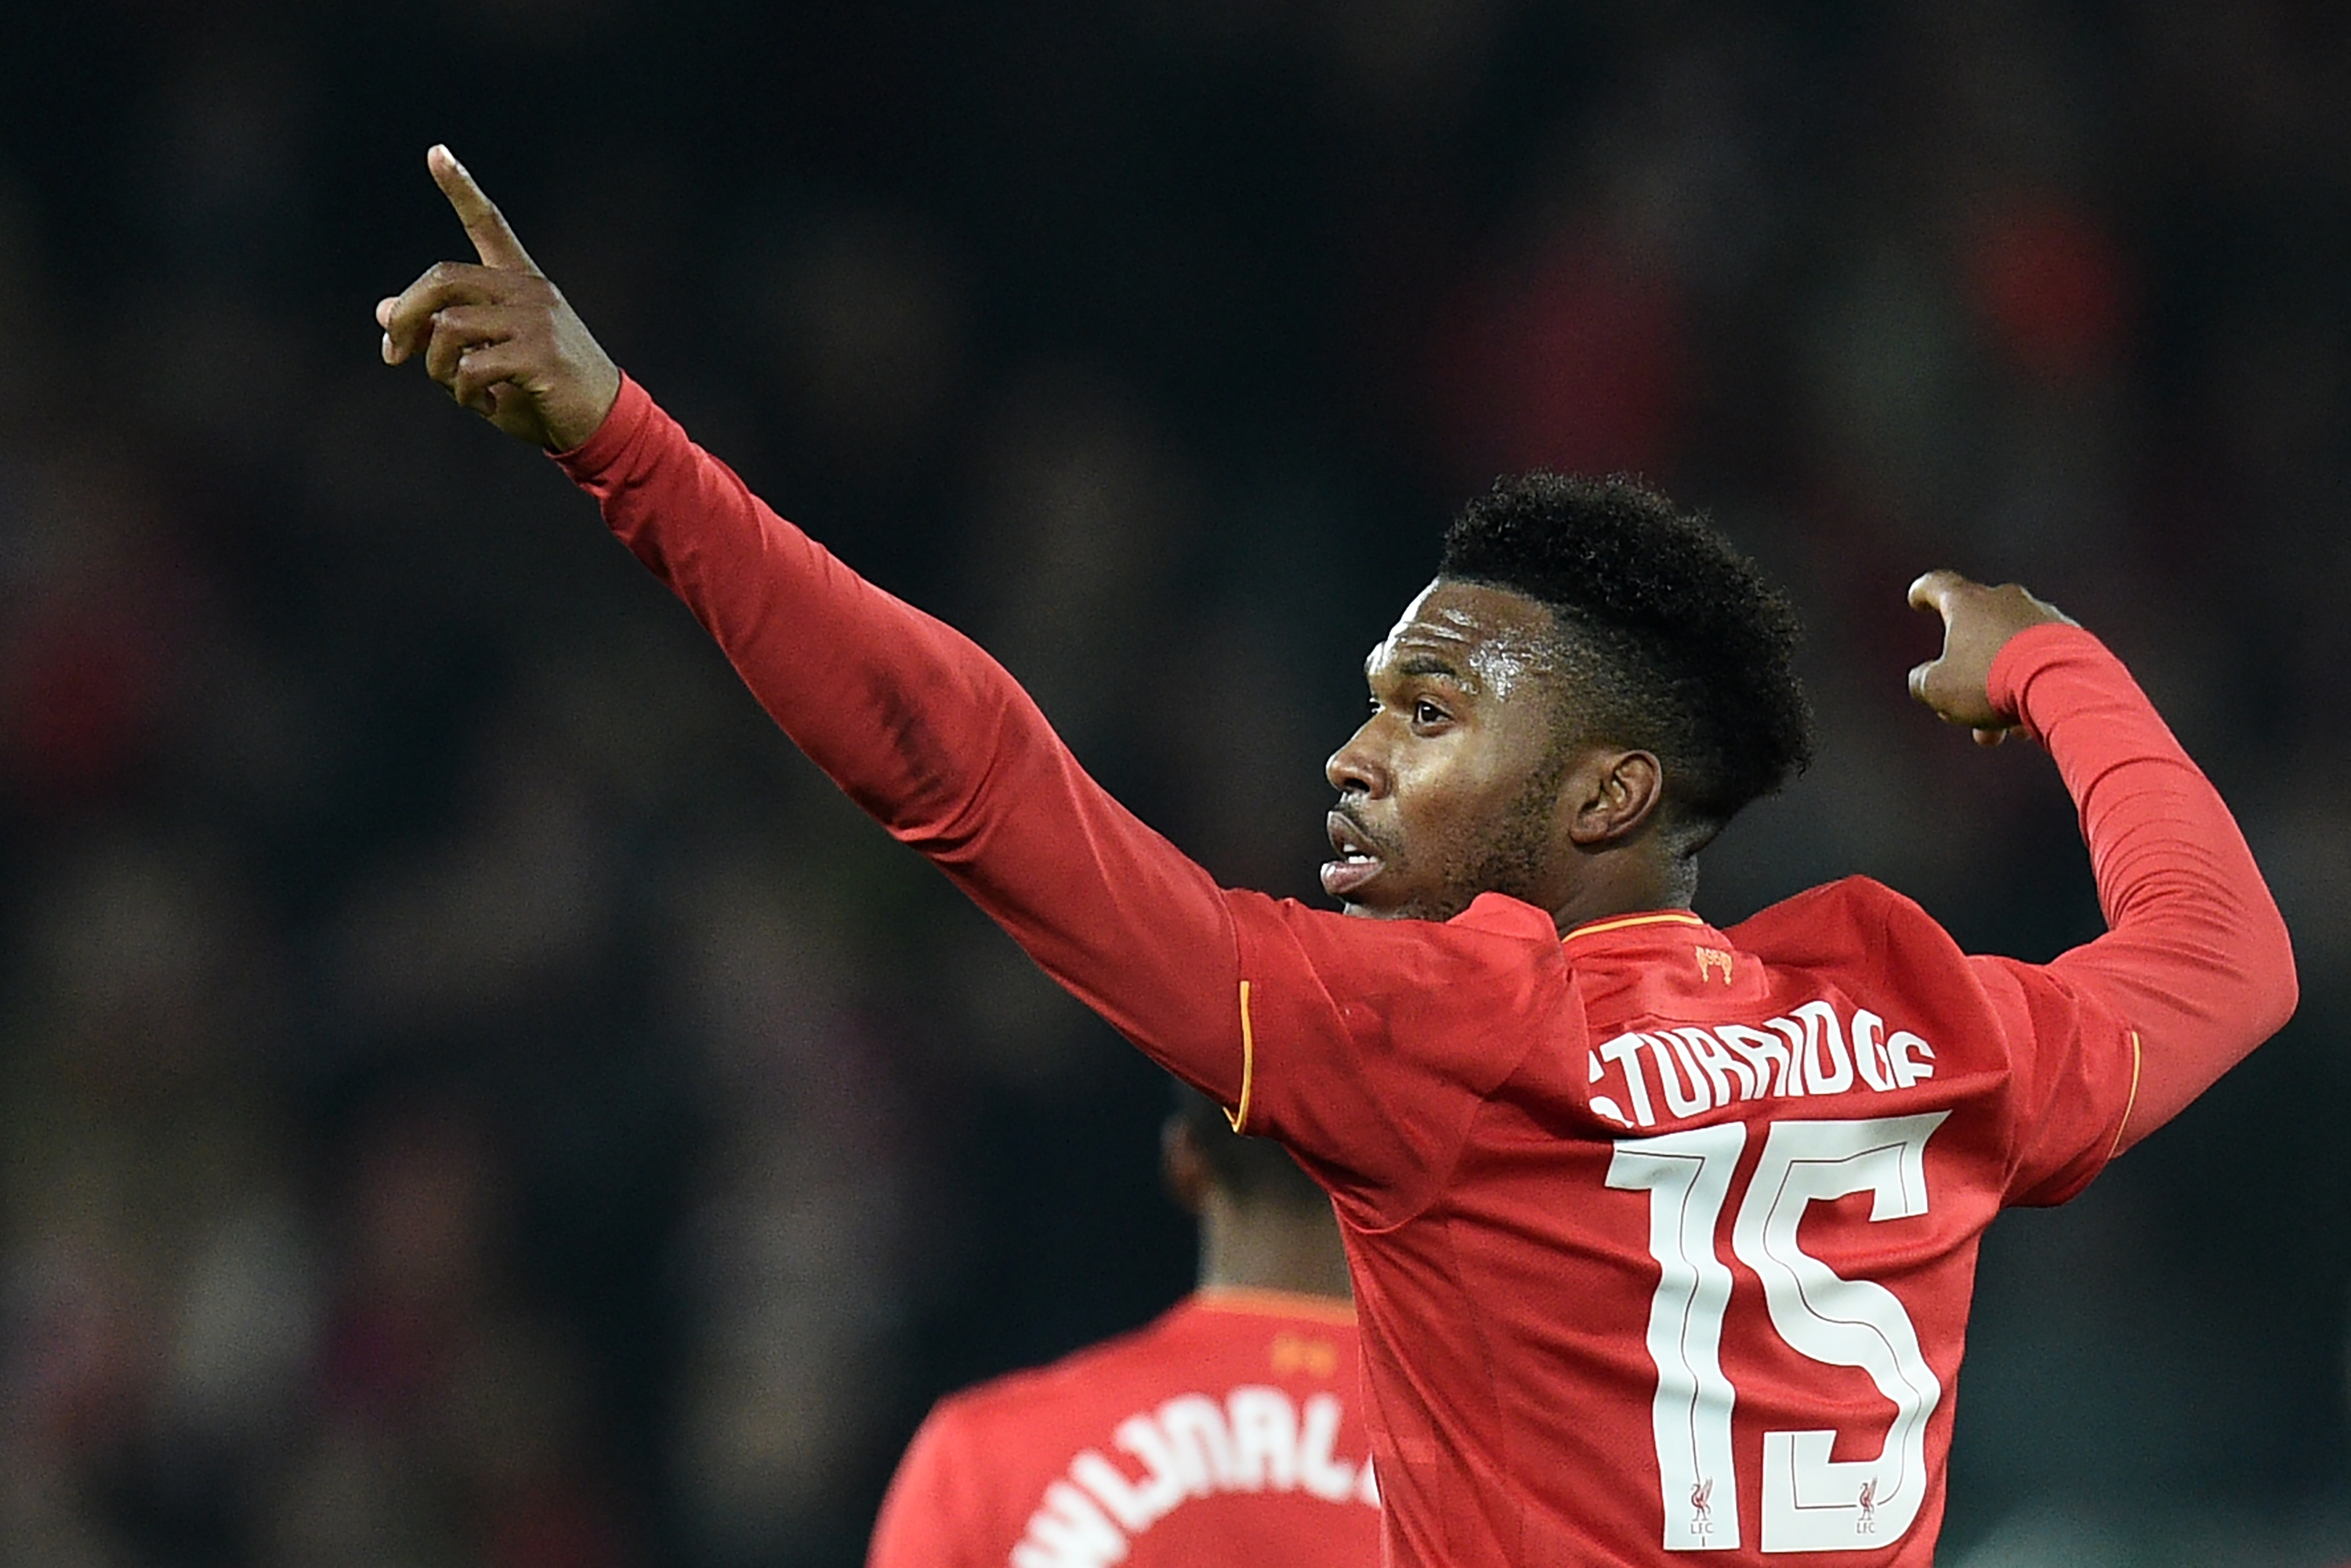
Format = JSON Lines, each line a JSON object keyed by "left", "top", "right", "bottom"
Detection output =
{"left": 1323, "top": 579, "right": 1574, "bottom": 922}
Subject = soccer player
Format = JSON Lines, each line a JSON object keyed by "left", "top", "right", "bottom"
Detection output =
{"left": 376, "top": 147, "right": 2297, "bottom": 1566}
{"left": 865, "top": 1087, "right": 1379, "bottom": 1568}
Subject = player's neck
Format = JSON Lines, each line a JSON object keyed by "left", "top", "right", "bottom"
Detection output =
{"left": 1545, "top": 847, "right": 1698, "bottom": 938}
{"left": 1197, "top": 1196, "right": 1353, "bottom": 1302}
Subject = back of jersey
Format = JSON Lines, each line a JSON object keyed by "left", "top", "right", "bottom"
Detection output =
{"left": 1324, "top": 883, "right": 2135, "bottom": 1566}
{"left": 868, "top": 1290, "right": 1379, "bottom": 1568}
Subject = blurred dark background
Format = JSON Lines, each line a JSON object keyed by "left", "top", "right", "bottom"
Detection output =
{"left": 1, "top": 2, "right": 2346, "bottom": 1565}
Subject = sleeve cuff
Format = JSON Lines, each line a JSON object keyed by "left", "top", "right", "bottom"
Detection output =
{"left": 549, "top": 373, "right": 656, "bottom": 483}
{"left": 1986, "top": 622, "right": 2112, "bottom": 742}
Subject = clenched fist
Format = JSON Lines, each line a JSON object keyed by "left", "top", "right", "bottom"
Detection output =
{"left": 1906, "top": 570, "right": 2077, "bottom": 745}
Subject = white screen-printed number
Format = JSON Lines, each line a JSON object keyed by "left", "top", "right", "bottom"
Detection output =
{"left": 1606, "top": 1124, "right": 1746, "bottom": 1550}
{"left": 1607, "top": 1113, "right": 1950, "bottom": 1554}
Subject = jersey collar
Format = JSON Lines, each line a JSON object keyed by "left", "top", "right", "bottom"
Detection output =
{"left": 1562, "top": 909, "right": 1713, "bottom": 945}
{"left": 1447, "top": 894, "right": 1728, "bottom": 953}
{"left": 1191, "top": 1286, "right": 1358, "bottom": 1326}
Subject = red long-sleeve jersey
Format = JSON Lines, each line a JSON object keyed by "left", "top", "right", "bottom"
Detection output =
{"left": 558, "top": 376, "right": 2295, "bottom": 1566}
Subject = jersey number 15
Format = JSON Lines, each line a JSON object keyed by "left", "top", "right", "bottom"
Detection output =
{"left": 1607, "top": 1113, "right": 1949, "bottom": 1554}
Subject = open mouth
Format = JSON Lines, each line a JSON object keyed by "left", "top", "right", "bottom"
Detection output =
{"left": 1321, "top": 810, "right": 1386, "bottom": 899}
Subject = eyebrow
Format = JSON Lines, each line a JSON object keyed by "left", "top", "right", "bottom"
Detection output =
{"left": 1395, "top": 654, "right": 1466, "bottom": 679}
{"left": 1364, "top": 647, "right": 1470, "bottom": 683}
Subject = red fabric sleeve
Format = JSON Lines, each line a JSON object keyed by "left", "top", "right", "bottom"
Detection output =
{"left": 555, "top": 378, "right": 1250, "bottom": 1106}
{"left": 1229, "top": 890, "right": 1564, "bottom": 1226}
{"left": 1988, "top": 623, "right": 2296, "bottom": 1156}
{"left": 865, "top": 1403, "right": 991, "bottom": 1568}
{"left": 1966, "top": 951, "right": 2139, "bottom": 1206}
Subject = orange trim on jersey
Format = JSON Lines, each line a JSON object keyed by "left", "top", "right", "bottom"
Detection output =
{"left": 1226, "top": 980, "right": 1257, "bottom": 1133}
{"left": 2106, "top": 1029, "right": 2143, "bottom": 1160}
{"left": 1562, "top": 910, "right": 1708, "bottom": 943}
{"left": 1195, "top": 1286, "right": 1358, "bottom": 1326}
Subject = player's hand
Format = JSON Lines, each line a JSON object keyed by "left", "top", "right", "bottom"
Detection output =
{"left": 375, "top": 146, "right": 621, "bottom": 451}
{"left": 1905, "top": 570, "right": 2076, "bottom": 746}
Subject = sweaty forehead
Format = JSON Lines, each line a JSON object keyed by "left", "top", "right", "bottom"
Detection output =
{"left": 1366, "top": 579, "right": 1559, "bottom": 693}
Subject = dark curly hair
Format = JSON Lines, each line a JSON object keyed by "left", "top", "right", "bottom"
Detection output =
{"left": 1439, "top": 472, "right": 1813, "bottom": 846}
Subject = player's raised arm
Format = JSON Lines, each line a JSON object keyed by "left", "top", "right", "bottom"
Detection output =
{"left": 375, "top": 146, "right": 621, "bottom": 451}
{"left": 374, "top": 147, "right": 1255, "bottom": 1111}
{"left": 1906, "top": 568, "right": 2296, "bottom": 1153}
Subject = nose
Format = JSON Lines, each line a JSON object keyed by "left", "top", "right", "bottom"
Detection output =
{"left": 1326, "top": 720, "right": 1387, "bottom": 797}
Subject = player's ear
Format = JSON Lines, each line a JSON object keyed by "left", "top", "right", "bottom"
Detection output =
{"left": 1161, "top": 1114, "right": 1210, "bottom": 1215}
{"left": 1563, "top": 747, "right": 1664, "bottom": 847}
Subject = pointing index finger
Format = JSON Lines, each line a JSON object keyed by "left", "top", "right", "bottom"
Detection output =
{"left": 427, "top": 145, "right": 541, "bottom": 275}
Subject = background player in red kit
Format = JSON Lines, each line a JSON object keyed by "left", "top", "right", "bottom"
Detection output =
{"left": 866, "top": 1087, "right": 1378, "bottom": 1568}
{"left": 375, "top": 149, "right": 2297, "bottom": 1566}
